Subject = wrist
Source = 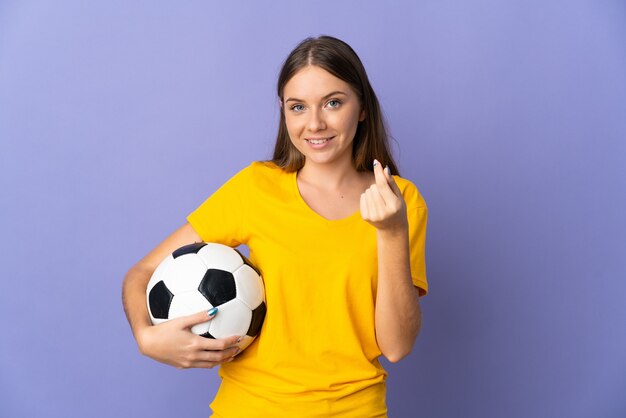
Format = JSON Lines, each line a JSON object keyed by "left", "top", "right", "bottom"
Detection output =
{"left": 376, "top": 222, "right": 409, "bottom": 240}
{"left": 134, "top": 323, "right": 154, "bottom": 353}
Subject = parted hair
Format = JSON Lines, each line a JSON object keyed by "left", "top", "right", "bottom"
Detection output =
{"left": 271, "top": 35, "right": 399, "bottom": 175}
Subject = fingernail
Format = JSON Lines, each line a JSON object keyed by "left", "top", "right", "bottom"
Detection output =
{"left": 385, "top": 165, "right": 391, "bottom": 175}
{"left": 373, "top": 159, "right": 379, "bottom": 167}
{"left": 207, "top": 307, "right": 218, "bottom": 317}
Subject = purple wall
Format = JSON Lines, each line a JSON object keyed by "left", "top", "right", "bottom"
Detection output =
{"left": 1, "top": 1, "right": 625, "bottom": 417}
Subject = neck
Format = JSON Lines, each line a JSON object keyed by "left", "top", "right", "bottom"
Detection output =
{"left": 297, "top": 158, "right": 360, "bottom": 192}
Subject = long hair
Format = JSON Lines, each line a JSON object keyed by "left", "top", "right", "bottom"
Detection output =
{"left": 271, "top": 35, "right": 399, "bottom": 175}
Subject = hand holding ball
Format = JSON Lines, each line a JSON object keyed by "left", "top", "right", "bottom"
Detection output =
{"left": 146, "top": 242, "right": 266, "bottom": 352}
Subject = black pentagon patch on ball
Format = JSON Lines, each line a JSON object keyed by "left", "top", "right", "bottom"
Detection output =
{"left": 234, "top": 248, "right": 261, "bottom": 275}
{"left": 199, "top": 331, "right": 215, "bottom": 339}
{"left": 247, "top": 302, "right": 266, "bottom": 337}
{"left": 173, "top": 242, "right": 207, "bottom": 258}
{"left": 198, "top": 269, "right": 236, "bottom": 307}
{"left": 148, "top": 280, "right": 174, "bottom": 319}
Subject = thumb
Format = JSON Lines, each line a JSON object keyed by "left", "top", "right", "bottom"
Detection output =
{"left": 384, "top": 165, "right": 402, "bottom": 196}
{"left": 174, "top": 307, "right": 218, "bottom": 329}
{"left": 372, "top": 159, "right": 387, "bottom": 187}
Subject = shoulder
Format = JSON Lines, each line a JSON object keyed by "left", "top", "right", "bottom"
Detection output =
{"left": 248, "top": 160, "right": 286, "bottom": 174}
{"left": 232, "top": 161, "right": 292, "bottom": 196}
{"left": 228, "top": 161, "right": 287, "bottom": 182}
{"left": 392, "top": 175, "right": 427, "bottom": 209}
{"left": 244, "top": 161, "right": 291, "bottom": 182}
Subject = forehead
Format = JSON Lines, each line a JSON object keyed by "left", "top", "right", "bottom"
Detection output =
{"left": 283, "top": 65, "right": 355, "bottom": 99}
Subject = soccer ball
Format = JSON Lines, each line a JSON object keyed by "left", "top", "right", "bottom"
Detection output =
{"left": 146, "top": 242, "right": 266, "bottom": 351}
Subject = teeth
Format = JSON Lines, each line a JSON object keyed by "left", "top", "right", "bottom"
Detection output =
{"left": 307, "top": 138, "right": 330, "bottom": 144}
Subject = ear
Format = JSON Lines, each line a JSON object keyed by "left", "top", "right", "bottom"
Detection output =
{"left": 359, "top": 108, "right": 366, "bottom": 122}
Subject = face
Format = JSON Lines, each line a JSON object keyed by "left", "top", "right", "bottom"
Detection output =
{"left": 282, "top": 65, "right": 365, "bottom": 168}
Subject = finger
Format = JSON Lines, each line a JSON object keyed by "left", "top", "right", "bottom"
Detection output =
{"left": 372, "top": 159, "right": 388, "bottom": 188}
{"left": 180, "top": 351, "right": 228, "bottom": 369}
{"left": 196, "top": 345, "right": 241, "bottom": 363}
{"left": 196, "top": 361, "right": 221, "bottom": 369}
{"left": 367, "top": 186, "right": 387, "bottom": 214}
{"left": 183, "top": 361, "right": 222, "bottom": 369}
{"left": 365, "top": 188, "right": 381, "bottom": 220}
{"left": 372, "top": 160, "right": 398, "bottom": 203}
{"left": 384, "top": 165, "right": 402, "bottom": 196}
{"left": 197, "top": 334, "right": 242, "bottom": 351}
{"left": 360, "top": 193, "right": 369, "bottom": 220}
{"left": 173, "top": 308, "right": 217, "bottom": 329}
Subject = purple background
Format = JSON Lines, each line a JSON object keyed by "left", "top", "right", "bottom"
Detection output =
{"left": 1, "top": 1, "right": 625, "bottom": 417}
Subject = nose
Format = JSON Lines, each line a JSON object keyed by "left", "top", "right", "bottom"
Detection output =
{"left": 307, "top": 108, "right": 326, "bottom": 132}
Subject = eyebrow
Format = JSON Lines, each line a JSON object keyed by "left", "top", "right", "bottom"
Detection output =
{"left": 285, "top": 90, "right": 348, "bottom": 103}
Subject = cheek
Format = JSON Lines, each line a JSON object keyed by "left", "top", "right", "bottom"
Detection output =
{"left": 285, "top": 116, "right": 294, "bottom": 129}
{"left": 284, "top": 114, "right": 301, "bottom": 135}
{"left": 334, "top": 112, "right": 360, "bottom": 136}
{"left": 285, "top": 117, "right": 303, "bottom": 146}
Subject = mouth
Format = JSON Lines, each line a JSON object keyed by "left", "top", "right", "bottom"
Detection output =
{"left": 305, "top": 136, "right": 334, "bottom": 145}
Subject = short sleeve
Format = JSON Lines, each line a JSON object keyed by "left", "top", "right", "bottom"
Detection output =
{"left": 400, "top": 179, "right": 428, "bottom": 296}
{"left": 408, "top": 204, "right": 428, "bottom": 296}
{"left": 186, "top": 166, "right": 250, "bottom": 247}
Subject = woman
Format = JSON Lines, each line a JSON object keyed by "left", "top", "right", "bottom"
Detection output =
{"left": 123, "top": 35, "right": 428, "bottom": 417}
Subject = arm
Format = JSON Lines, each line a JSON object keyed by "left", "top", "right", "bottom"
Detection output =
{"left": 360, "top": 161, "right": 422, "bottom": 363}
{"left": 374, "top": 228, "right": 421, "bottom": 362}
{"left": 122, "top": 222, "right": 241, "bottom": 368}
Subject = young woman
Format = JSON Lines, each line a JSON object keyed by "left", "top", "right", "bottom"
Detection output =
{"left": 123, "top": 35, "right": 428, "bottom": 417}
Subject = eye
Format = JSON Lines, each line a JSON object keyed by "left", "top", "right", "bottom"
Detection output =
{"left": 327, "top": 99, "right": 342, "bottom": 108}
{"left": 290, "top": 104, "right": 305, "bottom": 113}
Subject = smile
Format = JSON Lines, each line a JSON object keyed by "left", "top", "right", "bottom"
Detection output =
{"left": 305, "top": 136, "right": 334, "bottom": 144}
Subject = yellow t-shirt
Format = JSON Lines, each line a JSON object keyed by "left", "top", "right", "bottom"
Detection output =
{"left": 187, "top": 161, "right": 428, "bottom": 417}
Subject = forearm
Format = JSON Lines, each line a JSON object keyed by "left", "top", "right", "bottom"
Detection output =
{"left": 122, "top": 265, "right": 154, "bottom": 339}
{"left": 122, "top": 263, "right": 241, "bottom": 368}
{"left": 374, "top": 226, "right": 422, "bottom": 363}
